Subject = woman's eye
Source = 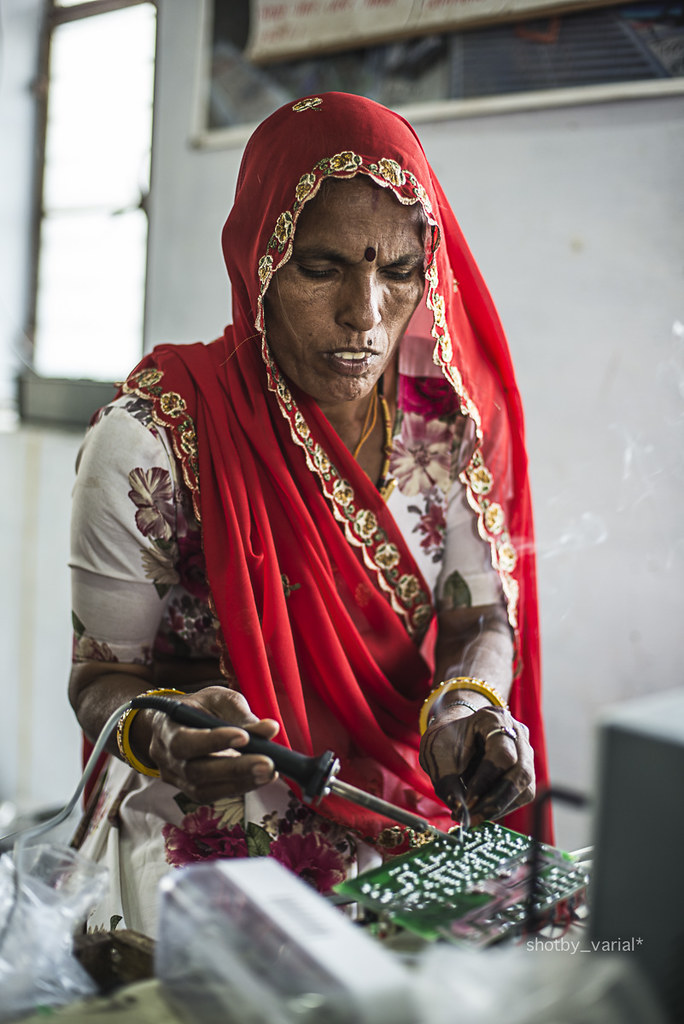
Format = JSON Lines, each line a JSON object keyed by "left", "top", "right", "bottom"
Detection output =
{"left": 296, "top": 264, "right": 335, "bottom": 279}
{"left": 384, "top": 268, "right": 417, "bottom": 281}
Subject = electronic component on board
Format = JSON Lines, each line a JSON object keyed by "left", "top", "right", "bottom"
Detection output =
{"left": 335, "top": 821, "right": 588, "bottom": 946}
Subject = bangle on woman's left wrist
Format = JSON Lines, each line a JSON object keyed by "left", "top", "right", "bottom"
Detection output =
{"left": 447, "top": 697, "right": 478, "bottom": 713}
{"left": 420, "top": 696, "right": 476, "bottom": 732}
{"left": 419, "top": 676, "right": 507, "bottom": 734}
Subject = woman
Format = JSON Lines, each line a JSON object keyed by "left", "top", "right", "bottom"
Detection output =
{"left": 69, "top": 92, "right": 551, "bottom": 936}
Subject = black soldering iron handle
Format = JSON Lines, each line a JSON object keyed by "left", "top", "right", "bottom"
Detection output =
{"left": 130, "top": 694, "right": 337, "bottom": 802}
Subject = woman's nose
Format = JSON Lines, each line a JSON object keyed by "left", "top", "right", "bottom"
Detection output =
{"left": 337, "top": 274, "right": 382, "bottom": 334}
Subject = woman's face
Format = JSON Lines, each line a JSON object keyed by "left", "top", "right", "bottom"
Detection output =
{"left": 264, "top": 177, "right": 426, "bottom": 414}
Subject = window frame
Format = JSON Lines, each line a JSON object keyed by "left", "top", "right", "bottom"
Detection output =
{"left": 21, "top": 0, "right": 157, "bottom": 429}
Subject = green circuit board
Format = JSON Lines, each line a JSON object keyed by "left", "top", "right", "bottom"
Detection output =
{"left": 334, "top": 821, "right": 588, "bottom": 945}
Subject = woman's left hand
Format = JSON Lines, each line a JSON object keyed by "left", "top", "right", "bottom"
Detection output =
{"left": 419, "top": 704, "right": 535, "bottom": 827}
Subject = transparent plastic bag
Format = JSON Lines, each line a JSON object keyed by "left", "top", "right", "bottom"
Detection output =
{"left": 0, "top": 843, "right": 108, "bottom": 1021}
{"left": 410, "top": 943, "right": 670, "bottom": 1024}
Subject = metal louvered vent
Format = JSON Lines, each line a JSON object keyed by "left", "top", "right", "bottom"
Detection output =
{"left": 453, "top": 10, "right": 673, "bottom": 98}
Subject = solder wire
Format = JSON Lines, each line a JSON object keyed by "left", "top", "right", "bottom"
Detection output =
{"left": 457, "top": 798, "right": 470, "bottom": 836}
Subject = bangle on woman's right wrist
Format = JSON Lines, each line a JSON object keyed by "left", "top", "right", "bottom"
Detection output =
{"left": 116, "top": 687, "right": 185, "bottom": 776}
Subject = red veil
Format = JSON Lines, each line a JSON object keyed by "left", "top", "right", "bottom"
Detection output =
{"left": 124, "top": 93, "right": 552, "bottom": 843}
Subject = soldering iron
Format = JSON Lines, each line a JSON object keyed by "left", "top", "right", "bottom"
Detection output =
{"left": 137, "top": 694, "right": 463, "bottom": 845}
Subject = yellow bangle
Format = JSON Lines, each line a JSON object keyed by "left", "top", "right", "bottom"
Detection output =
{"left": 419, "top": 676, "right": 507, "bottom": 735}
{"left": 116, "top": 688, "right": 185, "bottom": 776}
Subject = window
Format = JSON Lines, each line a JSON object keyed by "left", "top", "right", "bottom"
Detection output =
{"left": 29, "top": 0, "right": 156, "bottom": 386}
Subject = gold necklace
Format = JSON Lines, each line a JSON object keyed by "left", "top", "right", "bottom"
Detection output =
{"left": 378, "top": 392, "right": 396, "bottom": 501}
{"left": 352, "top": 386, "right": 378, "bottom": 459}
{"left": 351, "top": 383, "right": 395, "bottom": 501}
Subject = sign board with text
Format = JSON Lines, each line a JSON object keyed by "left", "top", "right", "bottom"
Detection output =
{"left": 245, "top": 0, "right": 622, "bottom": 63}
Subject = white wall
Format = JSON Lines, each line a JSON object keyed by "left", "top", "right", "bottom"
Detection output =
{"left": 2, "top": 0, "right": 683, "bottom": 849}
{"left": 0, "top": 428, "right": 83, "bottom": 810}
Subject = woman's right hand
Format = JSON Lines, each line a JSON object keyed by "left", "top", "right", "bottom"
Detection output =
{"left": 132, "top": 685, "right": 280, "bottom": 803}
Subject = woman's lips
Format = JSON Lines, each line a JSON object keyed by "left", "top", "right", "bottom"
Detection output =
{"left": 324, "top": 349, "right": 377, "bottom": 376}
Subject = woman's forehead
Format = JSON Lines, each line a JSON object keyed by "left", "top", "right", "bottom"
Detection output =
{"left": 293, "top": 176, "right": 426, "bottom": 248}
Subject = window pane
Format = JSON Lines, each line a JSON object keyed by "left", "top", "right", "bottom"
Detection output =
{"left": 34, "top": 210, "right": 148, "bottom": 380}
{"left": 34, "top": 3, "right": 155, "bottom": 380}
{"left": 44, "top": 6, "right": 155, "bottom": 211}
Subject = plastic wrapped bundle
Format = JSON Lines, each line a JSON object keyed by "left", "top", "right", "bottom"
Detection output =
{"left": 155, "top": 857, "right": 417, "bottom": 1024}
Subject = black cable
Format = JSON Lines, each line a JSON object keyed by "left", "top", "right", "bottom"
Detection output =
{"left": 523, "top": 785, "right": 590, "bottom": 933}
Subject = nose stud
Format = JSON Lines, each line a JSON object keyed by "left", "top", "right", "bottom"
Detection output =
{"left": 364, "top": 246, "right": 376, "bottom": 262}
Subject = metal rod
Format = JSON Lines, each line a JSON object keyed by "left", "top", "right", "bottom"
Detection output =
{"left": 329, "top": 778, "right": 461, "bottom": 846}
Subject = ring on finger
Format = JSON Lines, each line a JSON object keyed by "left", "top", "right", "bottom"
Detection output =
{"left": 484, "top": 725, "right": 518, "bottom": 743}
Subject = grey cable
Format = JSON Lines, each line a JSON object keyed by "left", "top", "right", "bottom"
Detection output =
{"left": 0, "top": 700, "right": 133, "bottom": 955}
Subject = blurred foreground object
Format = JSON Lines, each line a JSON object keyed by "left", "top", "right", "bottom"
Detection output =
{"left": 591, "top": 687, "right": 684, "bottom": 1024}
{"left": 0, "top": 844, "right": 107, "bottom": 1021}
{"left": 155, "top": 857, "right": 417, "bottom": 1024}
{"left": 154, "top": 856, "right": 667, "bottom": 1024}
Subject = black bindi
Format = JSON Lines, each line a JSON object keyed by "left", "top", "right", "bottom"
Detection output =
{"left": 364, "top": 246, "right": 376, "bottom": 262}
